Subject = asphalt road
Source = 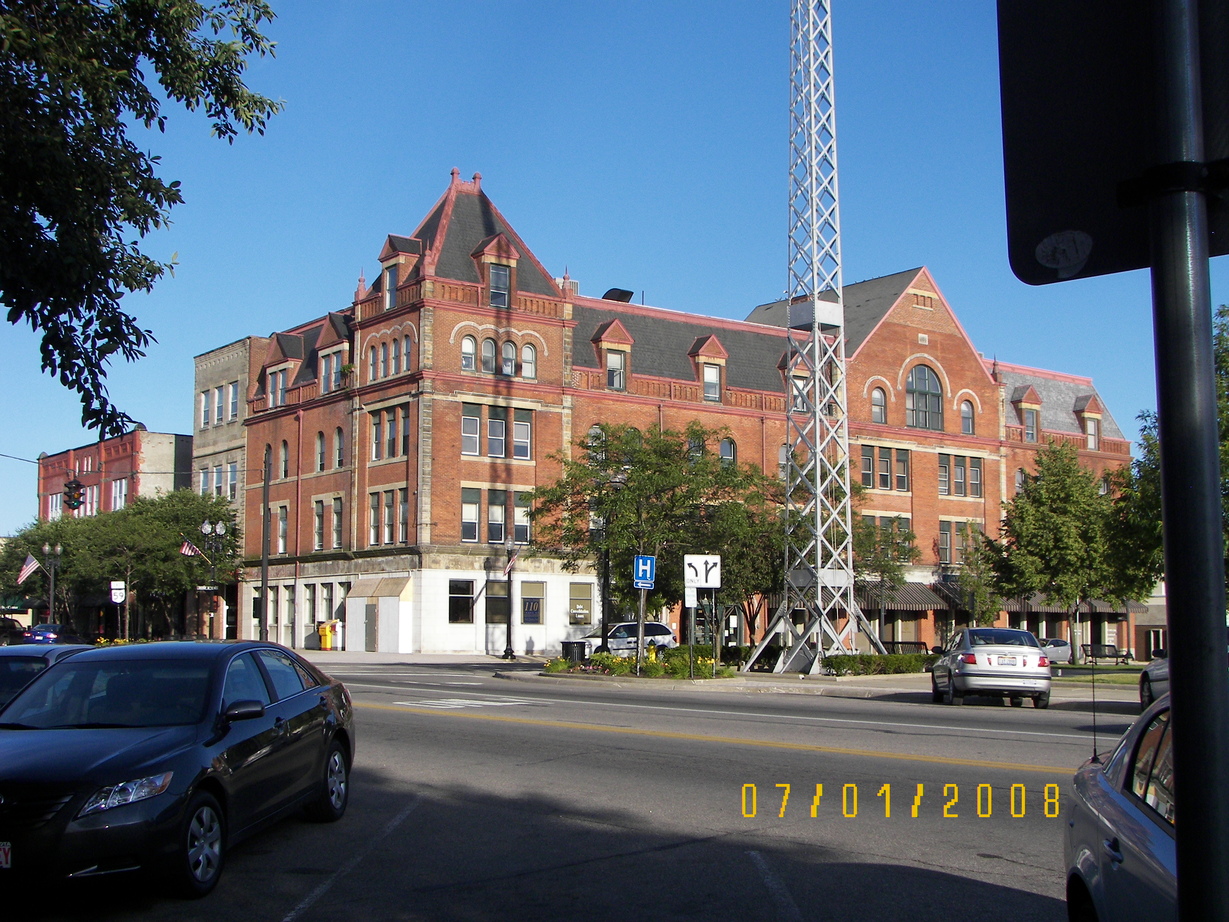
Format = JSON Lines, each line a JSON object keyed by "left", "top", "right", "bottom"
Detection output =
{"left": 26, "top": 662, "right": 1132, "bottom": 922}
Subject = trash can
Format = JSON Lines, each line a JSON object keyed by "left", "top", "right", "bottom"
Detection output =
{"left": 318, "top": 621, "right": 334, "bottom": 651}
{"left": 331, "top": 620, "right": 344, "bottom": 650}
{"left": 561, "top": 640, "right": 587, "bottom": 664}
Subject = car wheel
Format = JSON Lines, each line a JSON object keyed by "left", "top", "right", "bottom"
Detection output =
{"left": 1010, "top": 696, "right": 1024, "bottom": 707}
{"left": 1140, "top": 676, "right": 1154, "bottom": 710}
{"left": 306, "top": 739, "right": 350, "bottom": 822}
{"left": 1034, "top": 692, "right": 1050, "bottom": 709}
{"left": 171, "top": 791, "right": 225, "bottom": 898}
{"left": 931, "top": 675, "right": 943, "bottom": 703}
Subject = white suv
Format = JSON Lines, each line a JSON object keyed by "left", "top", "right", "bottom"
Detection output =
{"left": 587, "top": 621, "right": 678, "bottom": 654}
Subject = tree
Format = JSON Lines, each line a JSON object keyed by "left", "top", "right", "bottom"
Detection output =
{"left": 990, "top": 441, "right": 1117, "bottom": 660}
{"left": 528, "top": 422, "right": 783, "bottom": 657}
{"left": 957, "top": 525, "right": 1004, "bottom": 628}
{"left": 0, "top": 1, "right": 282, "bottom": 432}
{"left": 852, "top": 514, "right": 920, "bottom": 636}
{"left": 0, "top": 490, "right": 240, "bottom": 638}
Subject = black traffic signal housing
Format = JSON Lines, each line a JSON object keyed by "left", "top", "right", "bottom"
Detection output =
{"left": 63, "top": 479, "right": 84, "bottom": 510}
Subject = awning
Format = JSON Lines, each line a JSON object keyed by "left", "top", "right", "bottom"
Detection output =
{"left": 856, "top": 582, "right": 949, "bottom": 612}
{"left": 1003, "top": 594, "right": 1147, "bottom": 616}
{"left": 347, "top": 577, "right": 411, "bottom": 600}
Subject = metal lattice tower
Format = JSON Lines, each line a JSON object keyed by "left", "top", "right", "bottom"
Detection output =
{"left": 744, "top": 0, "right": 884, "bottom": 674}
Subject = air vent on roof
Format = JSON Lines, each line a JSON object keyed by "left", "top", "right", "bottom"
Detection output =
{"left": 602, "top": 288, "right": 634, "bottom": 302}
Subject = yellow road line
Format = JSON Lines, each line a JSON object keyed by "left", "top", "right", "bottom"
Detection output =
{"left": 356, "top": 701, "right": 1073, "bottom": 775}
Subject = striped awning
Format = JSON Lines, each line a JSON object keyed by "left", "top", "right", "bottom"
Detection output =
{"left": 856, "top": 582, "right": 949, "bottom": 612}
{"left": 1003, "top": 593, "right": 1146, "bottom": 616}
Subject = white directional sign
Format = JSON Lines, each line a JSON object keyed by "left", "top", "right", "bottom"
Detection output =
{"left": 110, "top": 580, "right": 126, "bottom": 604}
{"left": 684, "top": 554, "right": 721, "bottom": 589}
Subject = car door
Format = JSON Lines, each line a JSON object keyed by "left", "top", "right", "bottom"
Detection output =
{"left": 937, "top": 632, "right": 962, "bottom": 690}
{"left": 254, "top": 649, "right": 329, "bottom": 806}
{"left": 1098, "top": 710, "right": 1177, "bottom": 919}
{"left": 214, "top": 651, "right": 283, "bottom": 829}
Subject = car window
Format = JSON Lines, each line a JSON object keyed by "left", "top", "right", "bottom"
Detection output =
{"left": 223, "top": 653, "right": 271, "bottom": 709}
{"left": 0, "top": 657, "right": 48, "bottom": 704}
{"left": 1144, "top": 725, "right": 1176, "bottom": 826}
{"left": 256, "top": 649, "right": 308, "bottom": 701}
{"left": 612, "top": 627, "right": 629, "bottom": 638}
{"left": 647, "top": 624, "right": 670, "bottom": 636}
{"left": 1130, "top": 711, "right": 1170, "bottom": 802}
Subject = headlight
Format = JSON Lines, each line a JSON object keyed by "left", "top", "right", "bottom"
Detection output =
{"left": 78, "top": 772, "right": 173, "bottom": 817}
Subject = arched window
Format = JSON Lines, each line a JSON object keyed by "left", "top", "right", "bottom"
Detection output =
{"left": 871, "top": 387, "right": 886, "bottom": 424}
{"left": 392, "top": 338, "right": 401, "bottom": 375}
{"left": 961, "top": 400, "right": 975, "bottom": 435}
{"left": 586, "top": 424, "right": 606, "bottom": 462}
{"left": 335, "top": 427, "right": 345, "bottom": 468}
{"left": 280, "top": 440, "right": 289, "bottom": 479}
{"left": 379, "top": 342, "right": 389, "bottom": 378}
{"left": 778, "top": 444, "right": 790, "bottom": 479}
{"left": 368, "top": 345, "right": 378, "bottom": 381}
{"left": 316, "top": 432, "right": 325, "bottom": 472}
{"left": 461, "top": 335, "right": 476, "bottom": 371}
{"left": 905, "top": 365, "right": 943, "bottom": 430}
{"left": 521, "top": 344, "right": 537, "bottom": 379}
{"left": 501, "top": 341, "right": 516, "bottom": 375}
{"left": 404, "top": 335, "right": 412, "bottom": 371}
{"left": 481, "top": 338, "right": 496, "bottom": 373}
{"left": 719, "top": 437, "right": 736, "bottom": 466}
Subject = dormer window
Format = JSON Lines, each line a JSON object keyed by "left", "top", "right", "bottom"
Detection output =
{"left": 384, "top": 264, "right": 398, "bottom": 311}
{"left": 1086, "top": 416, "right": 1100, "bottom": 450}
{"left": 490, "top": 264, "right": 511, "bottom": 308}
{"left": 703, "top": 364, "right": 721, "bottom": 402}
{"left": 606, "top": 350, "right": 626, "bottom": 390}
{"left": 1023, "top": 408, "right": 1039, "bottom": 442}
{"left": 269, "top": 368, "right": 289, "bottom": 407}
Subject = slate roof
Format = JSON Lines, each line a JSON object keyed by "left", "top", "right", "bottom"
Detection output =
{"left": 995, "top": 366, "right": 1126, "bottom": 440}
{"left": 572, "top": 300, "right": 791, "bottom": 393}
{"left": 743, "top": 268, "right": 923, "bottom": 354}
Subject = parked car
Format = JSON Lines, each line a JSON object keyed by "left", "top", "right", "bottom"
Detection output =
{"left": 0, "top": 644, "right": 93, "bottom": 707}
{"left": 19, "top": 623, "right": 90, "bottom": 645}
{"left": 1064, "top": 694, "right": 1175, "bottom": 920}
{"left": 0, "top": 641, "right": 354, "bottom": 896}
{"left": 586, "top": 621, "right": 678, "bottom": 654}
{"left": 930, "top": 627, "right": 1052, "bottom": 707}
{"left": 0, "top": 616, "right": 26, "bottom": 646}
{"left": 1039, "top": 637, "right": 1073, "bottom": 665}
{"left": 1139, "top": 650, "right": 1169, "bottom": 710}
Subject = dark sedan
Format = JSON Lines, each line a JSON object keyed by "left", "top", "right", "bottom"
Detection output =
{"left": 0, "top": 644, "right": 93, "bottom": 707}
{"left": 19, "top": 623, "right": 90, "bottom": 645}
{"left": 0, "top": 641, "right": 354, "bottom": 897}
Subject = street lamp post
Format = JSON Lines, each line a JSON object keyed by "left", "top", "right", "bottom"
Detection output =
{"left": 199, "top": 520, "right": 227, "bottom": 638}
{"left": 503, "top": 534, "right": 516, "bottom": 660}
{"left": 42, "top": 543, "right": 61, "bottom": 625}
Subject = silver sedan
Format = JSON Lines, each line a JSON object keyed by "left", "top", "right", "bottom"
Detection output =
{"left": 930, "top": 627, "right": 1052, "bottom": 708}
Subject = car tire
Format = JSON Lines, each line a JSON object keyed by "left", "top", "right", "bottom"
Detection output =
{"left": 170, "top": 791, "right": 225, "bottom": 898}
{"left": 1140, "top": 676, "right": 1154, "bottom": 710}
{"left": 931, "top": 675, "right": 943, "bottom": 703}
{"left": 1010, "top": 696, "right": 1024, "bottom": 707}
{"left": 1033, "top": 692, "right": 1050, "bottom": 709}
{"left": 305, "top": 739, "right": 350, "bottom": 823}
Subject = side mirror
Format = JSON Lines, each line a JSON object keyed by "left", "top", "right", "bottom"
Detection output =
{"left": 930, "top": 645, "right": 944, "bottom": 656}
{"left": 224, "top": 699, "right": 266, "bottom": 721}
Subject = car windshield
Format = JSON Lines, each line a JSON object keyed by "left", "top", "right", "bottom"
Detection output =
{"left": 0, "top": 657, "right": 49, "bottom": 706}
{"left": 968, "top": 630, "right": 1040, "bottom": 647}
{"left": 1, "top": 659, "right": 212, "bottom": 728}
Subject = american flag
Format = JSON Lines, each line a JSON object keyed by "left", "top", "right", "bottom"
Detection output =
{"left": 503, "top": 549, "right": 519, "bottom": 576}
{"left": 16, "top": 553, "right": 40, "bottom": 585}
{"left": 180, "top": 539, "right": 204, "bottom": 558}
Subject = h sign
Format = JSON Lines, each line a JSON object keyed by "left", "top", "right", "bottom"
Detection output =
{"left": 633, "top": 555, "right": 656, "bottom": 589}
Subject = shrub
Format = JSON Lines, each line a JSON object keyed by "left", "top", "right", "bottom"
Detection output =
{"left": 543, "top": 657, "right": 571, "bottom": 673}
{"left": 588, "top": 652, "right": 634, "bottom": 676}
{"left": 823, "top": 653, "right": 938, "bottom": 676}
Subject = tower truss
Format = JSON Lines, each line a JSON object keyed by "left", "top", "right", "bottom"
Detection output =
{"left": 744, "top": 0, "right": 885, "bottom": 674}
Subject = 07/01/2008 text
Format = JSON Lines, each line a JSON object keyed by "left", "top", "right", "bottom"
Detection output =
{"left": 739, "top": 783, "right": 1062, "bottom": 820}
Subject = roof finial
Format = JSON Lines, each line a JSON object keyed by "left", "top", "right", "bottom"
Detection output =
{"left": 450, "top": 167, "right": 460, "bottom": 185}
{"left": 472, "top": 172, "right": 482, "bottom": 192}
{"left": 355, "top": 268, "right": 368, "bottom": 301}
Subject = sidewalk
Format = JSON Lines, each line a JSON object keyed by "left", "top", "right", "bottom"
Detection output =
{"left": 300, "top": 648, "right": 1140, "bottom": 712}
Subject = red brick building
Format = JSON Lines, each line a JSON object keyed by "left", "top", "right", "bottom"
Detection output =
{"left": 233, "top": 170, "right": 1135, "bottom": 655}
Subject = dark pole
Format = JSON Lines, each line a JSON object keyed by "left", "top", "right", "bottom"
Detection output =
{"left": 1148, "top": 2, "right": 1229, "bottom": 919}
{"left": 260, "top": 445, "right": 271, "bottom": 642}
{"left": 504, "top": 535, "right": 515, "bottom": 660}
{"left": 42, "top": 543, "right": 60, "bottom": 625}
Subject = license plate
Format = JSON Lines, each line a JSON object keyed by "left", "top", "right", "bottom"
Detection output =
{"left": 997, "top": 655, "right": 1018, "bottom": 666}
{"left": 0, "top": 842, "right": 10, "bottom": 869}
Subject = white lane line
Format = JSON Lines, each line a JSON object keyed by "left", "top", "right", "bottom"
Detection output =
{"left": 281, "top": 797, "right": 420, "bottom": 922}
{"left": 349, "top": 682, "right": 1093, "bottom": 742}
{"left": 392, "top": 696, "right": 538, "bottom": 710}
{"left": 747, "top": 850, "right": 804, "bottom": 922}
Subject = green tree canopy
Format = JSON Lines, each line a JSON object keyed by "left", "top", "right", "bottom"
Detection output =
{"left": 0, "top": 1, "right": 282, "bottom": 432}
{"left": 528, "top": 422, "right": 784, "bottom": 632}
{"left": 852, "top": 514, "right": 920, "bottom": 620}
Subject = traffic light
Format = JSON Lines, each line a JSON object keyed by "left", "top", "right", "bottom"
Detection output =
{"left": 63, "top": 479, "right": 84, "bottom": 510}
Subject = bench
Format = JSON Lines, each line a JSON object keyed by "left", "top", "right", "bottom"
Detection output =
{"left": 1081, "top": 643, "right": 1132, "bottom": 665}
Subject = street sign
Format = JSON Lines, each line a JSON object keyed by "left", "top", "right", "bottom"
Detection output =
{"left": 110, "top": 580, "right": 126, "bottom": 604}
{"left": 997, "top": 0, "right": 1229, "bottom": 285}
{"left": 684, "top": 554, "right": 721, "bottom": 589}
{"left": 633, "top": 555, "right": 655, "bottom": 589}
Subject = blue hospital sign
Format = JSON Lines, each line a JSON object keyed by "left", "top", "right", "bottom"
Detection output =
{"left": 633, "top": 555, "right": 656, "bottom": 589}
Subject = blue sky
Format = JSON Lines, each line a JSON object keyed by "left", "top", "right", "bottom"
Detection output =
{"left": 2, "top": 0, "right": 1226, "bottom": 535}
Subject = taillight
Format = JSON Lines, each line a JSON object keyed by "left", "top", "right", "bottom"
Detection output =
{"left": 960, "top": 653, "right": 977, "bottom": 664}
{"left": 1039, "top": 655, "right": 1050, "bottom": 667}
